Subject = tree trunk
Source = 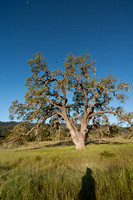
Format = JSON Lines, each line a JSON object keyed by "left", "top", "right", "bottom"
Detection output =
{"left": 75, "top": 137, "right": 86, "bottom": 150}
{"left": 71, "top": 131, "right": 86, "bottom": 150}
{"left": 63, "top": 114, "right": 86, "bottom": 149}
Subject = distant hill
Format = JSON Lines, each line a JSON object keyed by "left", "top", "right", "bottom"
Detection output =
{"left": 0, "top": 121, "right": 131, "bottom": 141}
{"left": 0, "top": 121, "right": 18, "bottom": 126}
{"left": 0, "top": 121, "right": 18, "bottom": 137}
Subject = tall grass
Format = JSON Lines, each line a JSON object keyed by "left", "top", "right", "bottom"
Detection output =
{"left": 0, "top": 141, "right": 133, "bottom": 200}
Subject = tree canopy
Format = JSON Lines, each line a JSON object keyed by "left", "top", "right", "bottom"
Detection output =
{"left": 9, "top": 52, "right": 133, "bottom": 149}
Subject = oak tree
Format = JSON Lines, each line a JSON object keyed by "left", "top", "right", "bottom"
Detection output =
{"left": 9, "top": 52, "right": 133, "bottom": 149}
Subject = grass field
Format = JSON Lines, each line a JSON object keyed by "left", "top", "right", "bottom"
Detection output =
{"left": 0, "top": 138, "right": 133, "bottom": 200}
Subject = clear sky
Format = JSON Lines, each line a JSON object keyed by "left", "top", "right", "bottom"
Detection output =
{"left": 0, "top": 0, "right": 133, "bottom": 123}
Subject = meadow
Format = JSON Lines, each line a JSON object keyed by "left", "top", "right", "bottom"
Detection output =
{"left": 0, "top": 138, "right": 133, "bottom": 200}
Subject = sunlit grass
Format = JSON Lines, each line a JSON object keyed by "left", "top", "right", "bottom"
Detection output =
{"left": 0, "top": 140, "right": 133, "bottom": 199}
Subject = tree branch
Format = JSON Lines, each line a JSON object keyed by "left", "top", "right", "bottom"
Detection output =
{"left": 87, "top": 88, "right": 103, "bottom": 115}
{"left": 47, "top": 98, "right": 62, "bottom": 109}
{"left": 88, "top": 110, "right": 133, "bottom": 125}
{"left": 73, "top": 72, "right": 88, "bottom": 119}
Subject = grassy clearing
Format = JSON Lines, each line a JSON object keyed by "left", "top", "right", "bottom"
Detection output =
{"left": 0, "top": 140, "right": 133, "bottom": 200}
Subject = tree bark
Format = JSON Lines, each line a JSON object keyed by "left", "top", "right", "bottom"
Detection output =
{"left": 71, "top": 131, "right": 86, "bottom": 150}
{"left": 60, "top": 113, "right": 87, "bottom": 149}
{"left": 75, "top": 137, "right": 86, "bottom": 150}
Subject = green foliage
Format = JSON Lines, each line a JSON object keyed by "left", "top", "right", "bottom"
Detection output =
{"left": 109, "top": 124, "right": 122, "bottom": 137}
{"left": 0, "top": 122, "right": 71, "bottom": 146}
{"left": 5, "top": 122, "right": 35, "bottom": 143}
{"left": 9, "top": 51, "right": 133, "bottom": 126}
{"left": 37, "top": 124, "right": 51, "bottom": 141}
{"left": 87, "top": 125, "right": 109, "bottom": 139}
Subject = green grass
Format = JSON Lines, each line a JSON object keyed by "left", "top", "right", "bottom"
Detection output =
{"left": 0, "top": 141, "right": 133, "bottom": 200}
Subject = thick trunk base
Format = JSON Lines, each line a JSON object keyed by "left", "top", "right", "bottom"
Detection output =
{"left": 75, "top": 138, "right": 86, "bottom": 150}
{"left": 75, "top": 143, "right": 86, "bottom": 150}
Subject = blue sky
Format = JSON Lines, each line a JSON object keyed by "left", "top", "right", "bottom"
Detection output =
{"left": 0, "top": 0, "right": 133, "bottom": 123}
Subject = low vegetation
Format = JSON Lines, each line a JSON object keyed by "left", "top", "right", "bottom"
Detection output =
{"left": 0, "top": 140, "right": 133, "bottom": 200}
{"left": 0, "top": 121, "right": 133, "bottom": 147}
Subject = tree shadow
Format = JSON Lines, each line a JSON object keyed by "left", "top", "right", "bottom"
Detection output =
{"left": 14, "top": 140, "right": 125, "bottom": 152}
{"left": 79, "top": 168, "right": 96, "bottom": 200}
{"left": 85, "top": 140, "right": 124, "bottom": 146}
{"left": 14, "top": 141, "right": 74, "bottom": 151}
{"left": 33, "top": 140, "right": 124, "bottom": 149}
{"left": 44, "top": 140, "right": 74, "bottom": 148}
{"left": 44, "top": 140, "right": 124, "bottom": 149}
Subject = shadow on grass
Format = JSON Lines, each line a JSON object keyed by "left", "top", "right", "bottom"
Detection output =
{"left": 44, "top": 141, "right": 74, "bottom": 148}
{"left": 85, "top": 140, "right": 124, "bottom": 146}
{"left": 79, "top": 167, "right": 96, "bottom": 200}
{"left": 42, "top": 140, "right": 124, "bottom": 148}
{"left": 14, "top": 141, "right": 74, "bottom": 151}
{"left": 14, "top": 140, "right": 125, "bottom": 151}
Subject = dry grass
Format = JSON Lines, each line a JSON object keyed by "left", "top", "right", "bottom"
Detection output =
{"left": 0, "top": 138, "right": 133, "bottom": 199}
